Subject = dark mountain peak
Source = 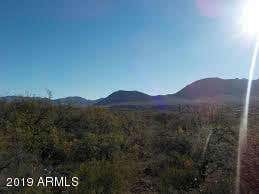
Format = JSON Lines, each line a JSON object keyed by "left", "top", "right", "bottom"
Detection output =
{"left": 56, "top": 96, "right": 87, "bottom": 101}
{"left": 109, "top": 90, "right": 150, "bottom": 97}
{"left": 174, "top": 77, "right": 249, "bottom": 99}
{"left": 54, "top": 96, "right": 97, "bottom": 106}
{"left": 96, "top": 90, "right": 151, "bottom": 105}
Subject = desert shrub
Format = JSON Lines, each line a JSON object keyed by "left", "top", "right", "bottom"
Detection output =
{"left": 160, "top": 166, "right": 199, "bottom": 193}
{"left": 201, "top": 178, "right": 233, "bottom": 194}
{"left": 76, "top": 160, "right": 127, "bottom": 194}
{"left": 0, "top": 100, "right": 237, "bottom": 194}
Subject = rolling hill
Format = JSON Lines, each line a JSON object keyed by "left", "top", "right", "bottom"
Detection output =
{"left": 2, "top": 77, "right": 259, "bottom": 106}
{"left": 96, "top": 90, "right": 153, "bottom": 105}
{"left": 54, "top": 96, "right": 102, "bottom": 106}
{"left": 96, "top": 78, "right": 257, "bottom": 106}
{"left": 174, "top": 78, "right": 248, "bottom": 99}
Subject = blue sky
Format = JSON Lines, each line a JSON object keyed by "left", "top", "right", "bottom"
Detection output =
{"left": 0, "top": 0, "right": 258, "bottom": 99}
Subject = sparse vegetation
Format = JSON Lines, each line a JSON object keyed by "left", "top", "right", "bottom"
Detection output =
{"left": 0, "top": 99, "right": 239, "bottom": 193}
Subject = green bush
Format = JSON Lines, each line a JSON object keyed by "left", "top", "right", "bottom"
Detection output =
{"left": 76, "top": 160, "right": 126, "bottom": 194}
{"left": 160, "top": 166, "right": 199, "bottom": 193}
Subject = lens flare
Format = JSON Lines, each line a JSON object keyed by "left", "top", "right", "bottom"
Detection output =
{"left": 236, "top": 39, "right": 259, "bottom": 194}
{"left": 240, "top": 0, "right": 259, "bottom": 37}
{"left": 236, "top": 1, "right": 259, "bottom": 193}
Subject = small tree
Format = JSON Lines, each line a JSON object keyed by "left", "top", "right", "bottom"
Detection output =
{"left": 45, "top": 89, "right": 53, "bottom": 100}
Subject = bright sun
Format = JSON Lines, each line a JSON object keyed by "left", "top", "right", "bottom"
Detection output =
{"left": 240, "top": 0, "right": 259, "bottom": 37}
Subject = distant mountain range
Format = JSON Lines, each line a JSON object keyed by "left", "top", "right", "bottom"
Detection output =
{"left": 2, "top": 78, "right": 259, "bottom": 106}
{"left": 54, "top": 96, "right": 103, "bottom": 106}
